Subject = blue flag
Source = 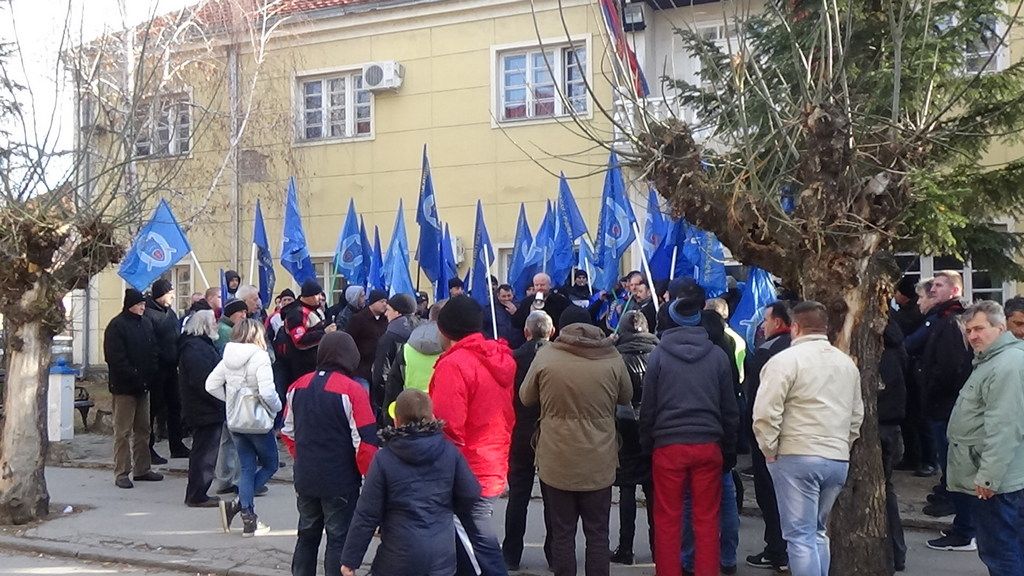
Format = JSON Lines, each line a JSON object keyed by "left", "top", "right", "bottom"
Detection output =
{"left": 118, "top": 199, "right": 192, "bottom": 291}
{"left": 280, "top": 177, "right": 315, "bottom": 284}
{"left": 508, "top": 204, "right": 538, "bottom": 298}
{"left": 659, "top": 218, "right": 696, "bottom": 280}
{"left": 387, "top": 245, "right": 415, "bottom": 297}
{"left": 368, "top": 226, "right": 385, "bottom": 291}
{"left": 359, "top": 217, "right": 372, "bottom": 286}
{"left": 551, "top": 204, "right": 576, "bottom": 289}
{"left": 335, "top": 199, "right": 365, "bottom": 287}
{"left": 436, "top": 224, "right": 458, "bottom": 303}
{"left": 469, "top": 201, "right": 495, "bottom": 308}
{"left": 383, "top": 200, "right": 409, "bottom": 289}
{"left": 557, "top": 173, "right": 588, "bottom": 240}
{"left": 730, "top": 267, "right": 777, "bottom": 348}
{"left": 594, "top": 150, "right": 637, "bottom": 290}
{"left": 644, "top": 188, "right": 672, "bottom": 281}
{"left": 692, "top": 229, "right": 727, "bottom": 298}
{"left": 252, "top": 200, "right": 275, "bottom": 306}
{"left": 533, "top": 201, "right": 555, "bottom": 273}
{"left": 415, "top": 145, "right": 443, "bottom": 283}
{"left": 219, "top": 269, "right": 228, "bottom": 308}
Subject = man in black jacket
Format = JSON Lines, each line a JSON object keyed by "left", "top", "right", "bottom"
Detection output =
{"left": 178, "top": 310, "right": 225, "bottom": 507}
{"left": 502, "top": 310, "right": 554, "bottom": 571}
{"left": 144, "top": 279, "right": 189, "bottom": 463}
{"left": 371, "top": 294, "right": 420, "bottom": 422}
{"left": 743, "top": 301, "right": 792, "bottom": 571}
{"left": 104, "top": 289, "right": 164, "bottom": 489}
{"left": 511, "top": 273, "right": 571, "bottom": 336}
{"left": 879, "top": 318, "right": 908, "bottom": 571}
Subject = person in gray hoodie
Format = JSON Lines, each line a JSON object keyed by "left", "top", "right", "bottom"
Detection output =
{"left": 639, "top": 279, "right": 739, "bottom": 576}
{"left": 334, "top": 286, "right": 366, "bottom": 331}
{"left": 381, "top": 303, "right": 446, "bottom": 427}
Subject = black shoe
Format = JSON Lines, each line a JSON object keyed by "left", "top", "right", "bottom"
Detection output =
{"left": 114, "top": 477, "right": 134, "bottom": 489}
{"left": 241, "top": 511, "right": 270, "bottom": 537}
{"left": 219, "top": 499, "right": 241, "bottom": 532}
{"left": 923, "top": 501, "right": 956, "bottom": 517}
{"left": 255, "top": 485, "right": 268, "bottom": 497}
{"left": 746, "top": 552, "right": 788, "bottom": 571}
{"left": 610, "top": 548, "right": 633, "bottom": 565}
{"left": 894, "top": 460, "right": 917, "bottom": 471}
{"left": 927, "top": 534, "right": 976, "bottom": 551}
{"left": 215, "top": 485, "right": 238, "bottom": 495}
{"left": 186, "top": 497, "right": 221, "bottom": 508}
{"left": 914, "top": 464, "right": 937, "bottom": 477}
{"left": 721, "top": 565, "right": 737, "bottom": 575}
{"left": 169, "top": 445, "right": 191, "bottom": 459}
{"left": 150, "top": 451, "right": 168, "bottom": 465}
{"left": 133, "top": 471, "right": 164, "bottom": 482}
{"left": 926, "top": 492, "right": 949, "bottom": 505}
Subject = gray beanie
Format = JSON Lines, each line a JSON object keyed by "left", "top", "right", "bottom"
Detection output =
{"left": 345, "top": 285, "right": 366, "bottom": 307}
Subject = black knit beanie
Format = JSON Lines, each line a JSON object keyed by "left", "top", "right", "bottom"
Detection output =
{"left": 558, "top": 305, "right": 592, "bottom": 330}
{"left": 301, "top": 278, "right": 323, "bottom": 298}
{"left": 123, "top": 289, "right": 145, "bottom": 310}
{"left": 436, "top": 295, "right": 482, "bottom": 341}
{"left": 151, "top": 279, "right": 173, "bottom": 300}
{"left": 388, "top": 293, "right": 417, "bottom": 316}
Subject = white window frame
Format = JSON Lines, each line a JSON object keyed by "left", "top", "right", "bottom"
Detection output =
{"left": 310, "top": 256, "right": 346, "bottom": 307}
{"left": 896, "top": 253, "right": 1015, "bottom": 303}
{"left": 491, "top": 35, "right": 593, "bottom": 127}
{"left": 133, "top": 92, "right": 192, "bottom": 158}
{"left": 293, "top": 67, "right": 374, "bottom": 144}
{"left": 964, "top": 12, "right": 1008, "bottom": 74}
{"left": 158, "top": 263, "right": 193, "bottom": 317}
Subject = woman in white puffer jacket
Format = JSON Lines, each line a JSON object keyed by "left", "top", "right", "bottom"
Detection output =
{"left": 206, "top": 319, "right": 282, "bottom": 537}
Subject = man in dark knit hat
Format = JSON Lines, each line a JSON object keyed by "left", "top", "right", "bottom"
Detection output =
{"left": 281, "top": 279, "right": 335, "bottom": 383}
{"left": 344, "top": 289, "right": 389, "bottom": 389}
{"left": 144, "top": 279, "right": 189, "bottom": 462}
{"left": 429, "top": 295, "right": 515, "bottom": 576}
{"left": 104, "top": 289, "right": 164, "bottom": 489}
{"left": 370, "top": 294, "right": 421, "bottom": 420}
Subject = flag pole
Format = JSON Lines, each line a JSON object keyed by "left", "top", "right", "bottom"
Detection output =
{"left": 190, "top": 252, "right": 211, "bottom": 289}
{"left": 670, "top": 246, "right": 678, "bottom": 281}
{"left": 248, "top": 243, "right": 257, "bottom": 287}
{"left": 484, "top": 247, "right": 499, "bottom": 340}
{"left": 630, "top": 222, "right": 659, "bottom": 314}
{"left": 613, "top": 293, "right": 634, "bottom": 335}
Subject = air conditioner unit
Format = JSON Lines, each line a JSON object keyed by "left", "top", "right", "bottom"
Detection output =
{"left": 361, "top": 61, "right": 404, "bottom": 91}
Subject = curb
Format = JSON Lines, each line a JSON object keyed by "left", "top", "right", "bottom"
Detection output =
{"left": 52, "top": 461, "right": 294, "bottom": 485}
{"left": 0, "top": 534, "right": 285, "bottom": 576}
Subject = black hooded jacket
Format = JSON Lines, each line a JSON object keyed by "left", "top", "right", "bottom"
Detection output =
{"left": 878, "top": 319, "right": 908, "bottom": 425}
{"left": 104, "top": 310, "right": 159, "bottom": 395}
{"left": 144, "top": 297, "right": 180, "bottom": 367}
{"left": 615, "top": 331, "right": 659, "bottom": 486}
{"left": 177, "top": 334, "right": 224, "bottom": 427}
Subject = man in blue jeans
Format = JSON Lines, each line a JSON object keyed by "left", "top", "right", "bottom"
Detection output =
{"left": 753, "top": 301, "right": 864, "bottom": 576}
{"left": 948, "top": 301, "right": 1024, "bottom": 575}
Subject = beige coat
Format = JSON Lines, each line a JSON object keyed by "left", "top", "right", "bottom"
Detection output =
{"left": 520, "top": 323, "right": 633, "bottom": 492}
{"left": 753, "top": 334, "right": 863, "bottom": 461}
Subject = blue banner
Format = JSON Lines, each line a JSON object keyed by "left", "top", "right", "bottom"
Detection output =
{"left": 557, "top": 173, "right": 588, "bottom": 240}
{"left": 383, "top": 200, "right": 409, "bottom": 290}
{"left": 252, "top": 200, "right": 275, "bottom": 306}
{"left": 280, "top": 177, "right": 316, "bottom": 284}
{"left": 469, "top": 201, "right": 495, "bottom": 308}
{"left": 118, "top": 199, "right": 192, "bottom": 291}
{"left": 730, "top": 267, "right": 777, "bottom": 348}
{"left": 368, "top": 226, "right": 385, "bottom": 292}
{"left": 415, "top": 145, "right": 443, "bottom": 284}
{"left": 334, "top": 198, "right": 365, "bottom": 287}
{"left": 436, "top": 224, "right": 458, "bottom": 303}
{"left": 594, "top": 150, "right": 637, "bottom": 291}
{"left": 508, "top": 204, "right": 538, "bottom": 298}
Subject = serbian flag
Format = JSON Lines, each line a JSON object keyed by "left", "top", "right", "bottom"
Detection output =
{"left": 599, "top": 0, "right": 650, "bottom": 97}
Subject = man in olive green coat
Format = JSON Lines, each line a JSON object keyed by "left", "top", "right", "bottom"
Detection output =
{"left": 520, "top": 306, "right": 632, "bottom": 576}
{"left": 948, "top": 300, "right": 1024, "bottom": 575}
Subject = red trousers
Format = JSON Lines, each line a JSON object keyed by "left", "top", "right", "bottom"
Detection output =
{"left": 653, "top": 443, "right": 722, "bottom": 576}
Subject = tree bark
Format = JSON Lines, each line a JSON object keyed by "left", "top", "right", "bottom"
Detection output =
{"left": 0, "top": 281, "right": 56, "bottom": 525}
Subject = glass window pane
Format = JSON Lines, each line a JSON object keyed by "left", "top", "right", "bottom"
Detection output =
{"left": 504, "top": 71, "right": 526, "bottom": 86}
{"left": 504, "top": 104, "right": 527, "bottom": 119}
{"left": 534, "top": 100, "right": 555, "bottom": 116}
{"left": 933, "top": 256, "right": 964, "bottom": 270}
{"left": 305, "top": 125, "right": 322, "bottom": 139}
{"left": 305, "top": 95, "right": 321, "bottom": 109}
{"left": 356, "top": 120, "right": 371, "bottom": 134}
{"left": 303, "top": 81, "right": 322, "bottom": 96}
{"left": 504, "top": 54, "right": 526, "bottom": 72}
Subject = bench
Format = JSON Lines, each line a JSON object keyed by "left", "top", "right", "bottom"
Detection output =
{"left": 74, "top": 386, "right": 94, "bottom": 431}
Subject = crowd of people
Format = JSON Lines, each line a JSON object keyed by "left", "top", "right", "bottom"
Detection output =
{"left": 101, "top": 266, "right": 1024, "bottom": 576}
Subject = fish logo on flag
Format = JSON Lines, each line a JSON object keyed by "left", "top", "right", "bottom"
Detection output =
{"left": 137, "top": 231, "right": 176, "bottom": 271}
{"left": 118, "top": 199, "right": 192, "bottom": 291}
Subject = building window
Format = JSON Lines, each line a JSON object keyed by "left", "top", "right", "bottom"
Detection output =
{"left": 311, "top": 258, "right": 346, "bottom": 307}
{"left": 498, "top": 45, "right": 587, "bottom": 121}
{"left": 965, "top": 14, "right": 1003, "bottom": 74}
{"left": 897, "top": 253, "right": 1012, "bottom": 303}
{"left": 134, "top": 93, "right": 191, "bottom": 157}
{"left": 298, "top": 72, "right": 372, "bottom": 141}
{"left": 158, "top": 264, "right": 193, "bottom": 317}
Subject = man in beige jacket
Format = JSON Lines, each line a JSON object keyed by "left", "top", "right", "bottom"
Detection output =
{"left": 520, "top": 306, "right": 632, "bottom": 576}
{"left": 753, "top": 301, "right": 863, "bottom": 576}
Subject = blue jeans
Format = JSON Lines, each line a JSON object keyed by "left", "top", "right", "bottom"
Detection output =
{"left": 292, "top": 490, "right": 359, "bottom": 576}
{"left": 929, "top": 419, "right": 976, "bottom": 539}
{"left": 972, "top": 489, "right": 1024, "bottom": 576}
{"left": 455, "top": 496, "right": 508, "bottom": 576}
{"left": 768, "top": 455, "right": 848, "bottom": 576}
{"left": 231, "top": 431, "right": 278, "bottom": 512}
{"left": 682, "top": 471, "right": 739, "bottom": 569}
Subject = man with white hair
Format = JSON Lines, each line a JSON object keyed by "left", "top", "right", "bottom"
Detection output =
{"left": 947, "top": 301, "right": 1024, "bottom": 575}
{"left": 512, "top": 273, "right": 571, "bottom": 336}
{"left": 235, "top": 284, "right": 266, "bottom": 324}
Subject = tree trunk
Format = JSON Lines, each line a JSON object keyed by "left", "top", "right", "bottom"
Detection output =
{"left": 803, "top": 253, "right": 892, "bottom": 576}
{"left": 0, "top": 281, "right": 57, "bottom": 525}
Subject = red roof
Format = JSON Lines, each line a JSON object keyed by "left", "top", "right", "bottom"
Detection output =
{"left": 152, "top": 0, "right": 387, "bottom": 37}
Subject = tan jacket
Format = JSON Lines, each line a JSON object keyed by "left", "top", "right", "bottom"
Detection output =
{"left": 520, "top": 323, "right": 633, "bottom": 491}
{"left": 753, "top": 334, "right": 863, "bottom": 461}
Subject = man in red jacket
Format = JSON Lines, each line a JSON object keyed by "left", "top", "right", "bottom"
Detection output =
{"left": 429, "top": 295, "right": 516, "bottom": 576}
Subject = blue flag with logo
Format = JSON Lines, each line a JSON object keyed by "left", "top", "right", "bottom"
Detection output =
{"left": 658, "top": 218, "right": 696, "bottom": 280}
{"left": 691, "top": 228, "right": 727, "bottom": 297}
{"left": 118, "top": 199, "right": 192, "bottom": 291}
{"left": 533, "top": 201, "right": 555, "bottom": 273}
{"left": 335, "top": 199, "right": 365, "bottom": 287}
{"left": 280, "top": 177, "right": 315, "bottom": 284}
{"left": 730, "top": 267, "right": 777, "bottom": 348}
{"left": 469, "top": 201, "right": 495, "bottom": 308}
{"left": 415, "top": 146, "right": 443, "bottom": 284}
{"left": 368, "top": 226, "right": 385, "bottom": 291}
{"left": 252, "top": 200, "right": 275, "bottom": 306}
{"left": 219, "top": 269, "right": 229, "bottom": 308}
{"left": 508, "top": 204, "right": 538, "bottom": 298}
{"left": 383, "top": 200, "right": 409, "bottom": 289}
{"left": 387, "top": 243, "right": 415, "bottom": 297}
{"left": 435, "top": 224, "right": 458, "bottom": 303}
{"left": 359, "top": 217, "right": 372, "bottom": 286}
{"left": 594, "top": 150, "right": 637, "bottom": 290}
{"left": 644, "top": 188, "right": 671, "bottom": 280}
{"left": 551, "top": 203, "right": 576, "bottom": 290}
{"left": 557, "top": 173, "right": 588, "bottom": 240}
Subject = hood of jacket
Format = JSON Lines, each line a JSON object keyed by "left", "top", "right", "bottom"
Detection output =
{"left": 974, "top": 331, "right": 1024, "bottom": 367}
{"left": 616, "top": 331, "right": 659, "bottom": 356}
{"left": 445, "top": 333, "right": 516, "bottom": 387}
{"left": 407, "top": 322, "right": 443, "bottom": 355}
{"left": 221, "top": 342, "right": 266, "bottom": 371}
{"left": 883, "top": 318, "right": 905, "bottom": 348}
{"left": 658, "top": 325, "right": 716, "bottom": 363}
{"left": 934, "top": 298, "right": 965, "bottom": 319}
{"left": 379, "top": 420, "right": 448, "bottom": 465}
{"left": 551, "top": 323, "right": 619, "bottom": 360}
{"left": 316, "top": 331, "right": 360, "bottom": 374}
{"left": 386, "top": 314, "right": 420, "bottom": 339}
{"left": 145, "top": 297, "right": 170, "bottom": 314}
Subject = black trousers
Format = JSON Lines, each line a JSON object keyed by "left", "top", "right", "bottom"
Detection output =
{"left": 184, "top": 423, "right": 222, "bottom": 504}
{"left": 543, "top": 482, "right": 611, "bottom": 576}
{"left": 150, "top": 367, "right": 185, "bottom": 452}
{"left": 502, "top": 438, "right": 551, "bottom": 567}
{"left": 880, "top": 424, "right": 908, "bottom": 569}
{"left": 751, "top": 442, "right": 787, "bottom": 564}
{"left": 616, "top": 482, "right": 653, "bottom": 554}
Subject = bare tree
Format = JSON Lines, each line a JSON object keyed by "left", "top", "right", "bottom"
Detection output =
{"left": 0, "top": 0, "right": 286, "bottom": 525}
